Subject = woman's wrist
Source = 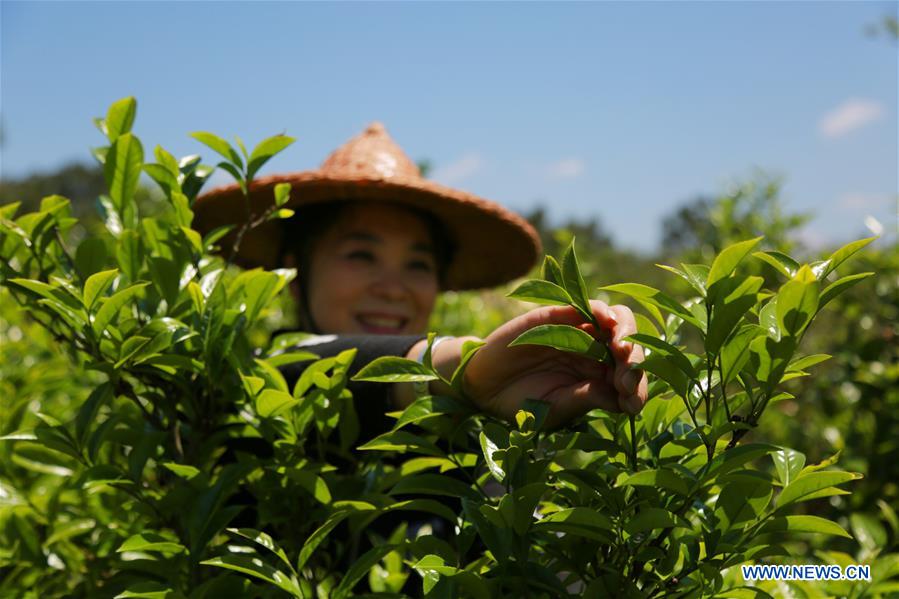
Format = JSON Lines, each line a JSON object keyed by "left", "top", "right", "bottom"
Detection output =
{"left": 391, "top": 335, "right": 481, "bottom": 409}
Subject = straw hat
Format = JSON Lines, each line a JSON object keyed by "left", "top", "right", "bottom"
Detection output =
{"left": 192, "top": 122, "right": 541, "bottom": 290}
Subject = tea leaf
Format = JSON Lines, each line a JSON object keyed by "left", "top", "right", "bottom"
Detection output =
{"left": 105, "top": 133, "right": 144, "bottom": 215}
{"left": 560, "top": 239, "right": 593, "bottom": 319}
{"left": 772, "top": 449, "right": 806, "bottom": 486}
{"left": 201, "top": 555, "right": 300, "bottom": 596}
{"left": 191, "top": 132, "right": 243, "bottom": 170}
{"left": 247, "top": 134, "right": 296, "bottom": 181}
{"left": 256, "top": 390, "right": 298, "bottom": 418}
{"left": 759, "top": 515, "right": 851, "bottom": 538}
{"left": 599, "top": 283, "right": 699, "bottom": 328}
{"left": 818, "top": 272, "right": 875, "bottom": 311}
{"left": 226, "top": 528, "right": 295, "bottom": 574}
{"left": 819, "top": 237, "right": 877, "bottom": 279}
{"left": 509, "top": 324, "right": 609, "bottom": 361}
{"left": 105, "top": 97, "right": 137, "bottom": 142}
{"left": 274, "top": 183, "right": 292, "bottom": 207}
{"left": 626, "top": 334, "right": 694, "bottom": 377}
{"left": 83, "top": 269, "right": 119, "bottom": 312}
{"left": 91, "top": 282, "right": 149, "bottom": 336}
{"left": 777, "top": 471, "right": 860, "bottom": 509}
{"left": 776, "top": 265, "right": 819, "bottom": 337}
{"left": 706, "top": 237, "right": 762, "bottom": 288}
{"left": 507, "top": 279, "right": 573, "bottom": 307}
{"left": 352, "top": 356, "right": 437, "bottom": 383}
{"left": 752, "top": 250, "right": 799, "bottom": 278}
{"left": 118, "top": 533, "right": 186, "bottom": 554}
{"left": 624, "top": 507, "right": 677, "bottom": 535}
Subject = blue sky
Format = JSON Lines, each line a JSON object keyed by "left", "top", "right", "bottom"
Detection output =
{"left": 1, "top": 1, "right": 896, "bottom": 253}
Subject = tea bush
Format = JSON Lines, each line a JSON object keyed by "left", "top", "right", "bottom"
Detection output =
{"left": 0, "top": 98, "right": 892, "bottom": 597}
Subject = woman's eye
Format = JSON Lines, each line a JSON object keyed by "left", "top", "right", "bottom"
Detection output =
{"left": 409, "top": 260, "right": 434, "bottom": 272}
{"left": 346, "top": 250, "right": 374, "bottom": 262}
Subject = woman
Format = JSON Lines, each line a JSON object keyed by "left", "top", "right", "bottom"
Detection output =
{"left": 193, "top": 123, "right": 647, "bottom": 432}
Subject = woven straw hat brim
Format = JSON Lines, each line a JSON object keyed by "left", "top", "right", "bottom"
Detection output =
{"left": 192, "top": 171, "right": 542, "bottom": 291}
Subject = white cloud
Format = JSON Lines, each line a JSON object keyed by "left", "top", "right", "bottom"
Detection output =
{"left": 819, "top": 98, "right": 885, "bottom": 138}
{"left": 546, "top": 158, "right": 585, "bottom": 179}
{"left": 431, "top": 152, "right": 483, "bottom": 185}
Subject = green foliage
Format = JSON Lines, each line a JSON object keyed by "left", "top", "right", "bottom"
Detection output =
{"left": 0, "top": 97, "right": 893, "bottom": 598}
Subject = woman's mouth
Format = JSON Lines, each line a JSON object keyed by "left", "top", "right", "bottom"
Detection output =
{"left": 355, "top": 313, "right": 409, "bottom": 334}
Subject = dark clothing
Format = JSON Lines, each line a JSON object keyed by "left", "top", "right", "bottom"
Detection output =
{"left": 272, "top": 332, "right": 427, "bottom": 439}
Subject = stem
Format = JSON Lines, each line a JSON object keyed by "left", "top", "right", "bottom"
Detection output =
{"left": 628, "top": 415, "right": 638, "bottom": 471}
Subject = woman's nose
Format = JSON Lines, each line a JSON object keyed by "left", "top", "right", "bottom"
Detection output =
{"left": 370, "top": 271, "right": 410, "bottom": 302}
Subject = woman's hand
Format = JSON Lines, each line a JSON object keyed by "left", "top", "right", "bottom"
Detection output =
{"left": 460, "top": 300, "right": 646, "bottom": 429}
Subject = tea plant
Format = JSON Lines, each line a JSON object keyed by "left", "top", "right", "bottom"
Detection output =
{"left": 0, "top": 97, "right": 888, "bottom": 597}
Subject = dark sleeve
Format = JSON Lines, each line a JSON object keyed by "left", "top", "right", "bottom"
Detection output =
{"left": 274, "top": 333, "right": 427, "bottom": 438}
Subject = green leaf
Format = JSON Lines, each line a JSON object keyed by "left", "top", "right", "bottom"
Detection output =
{"left": 759, "top": 515, "right": 852, "bottom": 538}
{"left": 389, "top": 474, "right": 478, "bottom": 500}
{"left": 715, "top": 480, "right": 773, "bottom": 530}
{"left": 776, "top": 265, "right": 819, "bottom": 337}
{"left": 92, "top": 282, "right": 150, "bottom": 336}
{"left": 706, "top": 237, "right": 763, "bottom": 288}
{"left": 393, "top": 395, "right": 471, "bottom": 430}
{"left": 332, "top": 544, "right": 398, "bottom": 599}
{"left": 620, "top": 468, "right": 691, "bottom": 495}
{"left": 191, "top": 132, "right": 243, "bottom": 169}
{"left": 777, "top": 471, "right": 860, "bottom": 509}
{"left": 285, "top": 470, "right": 332, "bottom": 504}
{"left": 656, "top": 263, "right": 706, "bottom": 297}
{"left": 507, "top": 279, "right": 573, "bottom": 307}
{"left": 560, "top": 239, "right": 592, "bottom": 318}
{"left": 105, "top": 133, "right": 144, "bottom": 216}
{"left": 352, "top": 356, "right": 437, "bottom": 383}
{"left": 850, "top": 513, "right": 888, "bottom": 551}
{"left": 115, "top": 582, "right": 179, "bottom": 599}
{"left": 706, "top": 275, "right": 764, "bottom": 353}
{"left": 509, "top": 323, "right": 609, "bottom": 361}
{"left": 201, "top": 554, "right": 300, "bottom": 596}
{"left": 43, "top": 518, "right": 96, "bottom": 548}
{"left": 542, "top": 255, "right": 563, "bottom": 285}
{"left": 626, "top": 334, "right": 693, "bottom": 377}
{"left": 753, "top": 250, "right": 799, "bottom": 278}
{"left": 637, "top": 353, "right": 690, "bottom": 398}
{"left": 534, "top": 507, "right": 614, "bottom": 541}
{"left": 820, "top": 237, "right": 876, "bottom": 279}
{"left": 599, "top": 283, "right": 699, "bottom": 328}
{"left": 105, "top": 97, "right": 137, "bottom": 142}
{"left": 624, "top": 507, "right": 677, "bottom": 535}
{"left": 479, "top": 431, "right": 505, "bottom": 482}
{"left": 358, "top": 430, "right": 443, "bottom": 456}
{"left": 118, "top": 533, "right": 186, "bottom": 554}
{"left": 256, "top": 390, "right": 299, "bottom": 418}
{"left": 247, "top": 134, "right": 296, "bottom": 181}
{"left": 720, "top": 325, "right": 763, "bottom": 384}
{"left": 787, "top": 353, "right": 830, "bottom": 372}
{"left": 297, "top": 508, "right": 366, "bottom": 570}
{"left": 771, "top": 449, "right": 806, "bottom": 487}
{"left": 115, "top": 230, "right": 142, "bottom": 283}
{"left": 83, "top": 268, "right": 119, "bottom": 312}
{"left": 818, "top": 272, "right": 875, "bottom": 311}
{"left": 75, "top": 237, "right": 109, "bottom": 277}
{"left": 226, "top": 528, "right": 295, "bottom": 575}
{"left": 274, "top": 183, "right": 292, "bottom": 207}
{"left": 161, "top": 463, "right": 201, "bottom": 480}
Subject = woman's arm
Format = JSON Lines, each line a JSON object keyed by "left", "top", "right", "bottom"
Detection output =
{"left": 392, "top": 336, "right": 481, "bottom": 409}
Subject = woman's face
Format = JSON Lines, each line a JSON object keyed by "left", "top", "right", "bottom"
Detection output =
{"left": 303, "top": 203, "right": 440, "bottom": 335}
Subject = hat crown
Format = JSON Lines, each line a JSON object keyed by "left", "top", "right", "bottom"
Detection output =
{"left": 319, "top": 122, "right": 421, "bottom": 181}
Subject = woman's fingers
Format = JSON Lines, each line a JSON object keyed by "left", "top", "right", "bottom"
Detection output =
{"left": 542, "top": 378, "right": 622, "bottom": 429}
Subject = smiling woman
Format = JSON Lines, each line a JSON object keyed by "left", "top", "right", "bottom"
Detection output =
{"left": 281, "top": 201, "right": 451, "bottom": 336}
{"left": 192, "top": 123, "right": 649, "bottom": 437}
